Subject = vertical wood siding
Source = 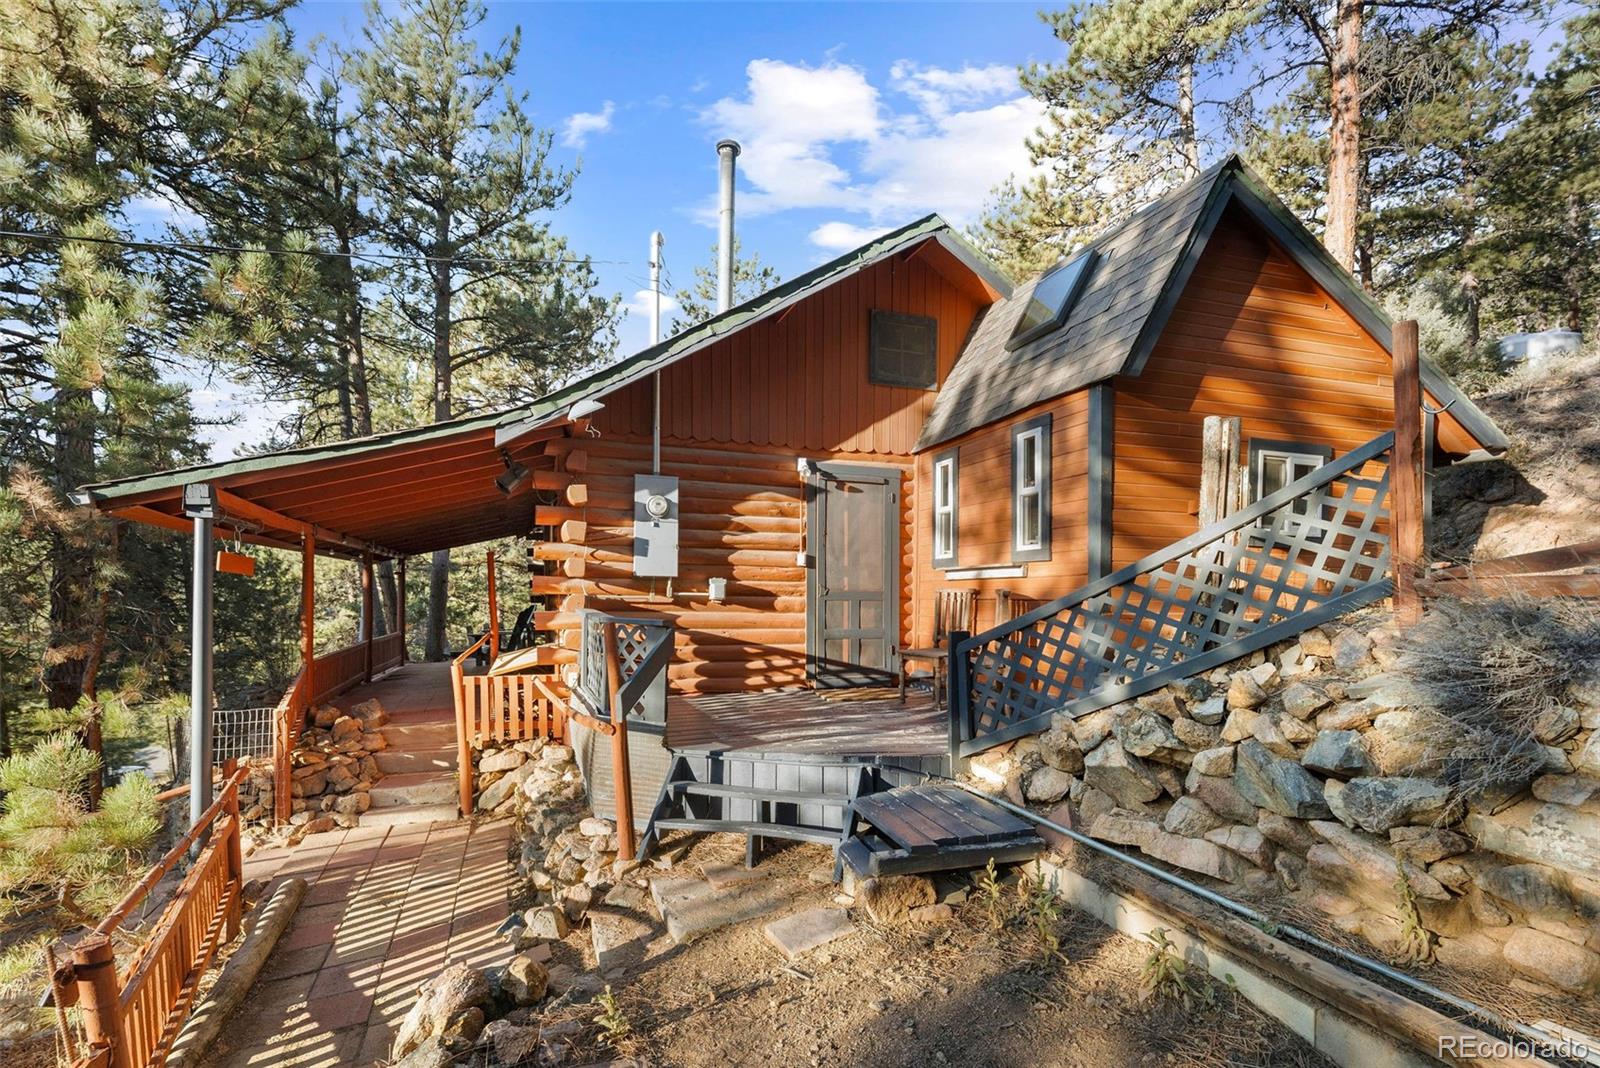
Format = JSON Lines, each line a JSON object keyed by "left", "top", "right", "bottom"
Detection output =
{"left": 911, "top": 392, "right": 1091, "bottom": 641}
{"left": 538, "top": 248, "right": 981, "bottom": 694}
{"left": 1109, "top": 204, "right": 1421, "bottom": 567}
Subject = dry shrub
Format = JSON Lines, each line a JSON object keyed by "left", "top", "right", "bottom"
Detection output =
{"left": 1390, "top": 595, "right": 1600, "bottom": 802}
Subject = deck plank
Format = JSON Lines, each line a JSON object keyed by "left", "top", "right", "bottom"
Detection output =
{"left": 663, "top": 687, "right": 946, "bottom": 758}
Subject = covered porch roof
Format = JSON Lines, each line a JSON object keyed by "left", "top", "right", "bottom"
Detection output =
{"left": 71, "top": 409, "right": 578, "bottom": 558}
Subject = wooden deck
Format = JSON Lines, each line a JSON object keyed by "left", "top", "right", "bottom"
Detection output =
{"left": 662, "top": 687, "right": 947, "bottom": 758}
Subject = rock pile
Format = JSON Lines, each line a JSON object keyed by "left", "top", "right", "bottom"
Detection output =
{"left": 284, "top": 698, "right": 389, "bottom": 833}
{"left": 389, "top": 956, "right": 588, "bottom": 1068}
{"left": 976, "top": 619, "right": 1600, "bottom": 996}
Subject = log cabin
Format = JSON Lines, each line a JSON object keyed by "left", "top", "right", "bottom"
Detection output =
{"left": 76, "top": 155, "right": 1507, "bottom": 873}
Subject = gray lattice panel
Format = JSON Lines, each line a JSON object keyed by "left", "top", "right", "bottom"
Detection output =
{"left": 957, "top": 439, "right": 1395, "bottom": 751}
{"left": 576, "top": 610, "right": 671, "bottom": 721}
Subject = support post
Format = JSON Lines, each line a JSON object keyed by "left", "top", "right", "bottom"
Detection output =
{"left": 222, "top": 764, "right": 243, "bottom": 940}
{"left": 452, "top": 652, "right": 472, "bottom": 816}
{"left": 1391, "top": 320, "right": 1425, "bottom": 625}
{"left": 1198, "top": 416, "right": 1243, "bottom": 529}
{"left": 184, "top": 484, "right": 216, "bottom": 830}
{"left": 487, "top": 549, "right": 500, "bottom": 663}
{"left": 397, "top": 557, "right": 407, "bottom": 664}
{"left": 301, "top": 534, "right": 316, "bottom": 704}
{"left": 1087, "top": 383, "right": 1115, "bottom": 580}
{"left": 603, "top": 622, "right": 636, "bottom": 861}
{"left": 946, "top": 630, "right": 970, "bottom": 771}
{"left": 72, "top": 932, "right": 128, "bottom": 1068}
{"left": 361, "top": 553, "right": 374, "bottom": 682}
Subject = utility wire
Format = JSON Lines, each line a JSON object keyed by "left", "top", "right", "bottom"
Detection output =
{"left": 0, "top": 227, "right": 634, "bottom": 269}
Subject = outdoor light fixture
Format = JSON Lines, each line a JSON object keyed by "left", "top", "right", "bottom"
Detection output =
{"left": 495, "top": 449, "right": 530, "bottom": 496}
{"left": 568, "top": 398, "right": 605, "bottom": 421}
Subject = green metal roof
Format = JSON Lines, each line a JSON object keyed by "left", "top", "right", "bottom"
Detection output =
{"left": 77, "top": 213, "right": 1009, "bottom": 506}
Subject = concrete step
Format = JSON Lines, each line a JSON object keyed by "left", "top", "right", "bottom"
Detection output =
{"left": 369, "top": 771, "right": 457, "bottom": 809}
{"left": 649, "top": 873, "right": 807, "bottom": 945}
{"left": 381, "top": 721, "right": 457, "bottom": 749}
{"left": 360, "top": 802, "right": 459, "bottom": 828}
{"left": 374, "top": 745, "right": 455, "bottom": 775}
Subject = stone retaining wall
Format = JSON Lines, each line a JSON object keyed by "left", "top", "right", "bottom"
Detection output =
{"left": 974, "top": 613, "right": 1600, "bottom": 997}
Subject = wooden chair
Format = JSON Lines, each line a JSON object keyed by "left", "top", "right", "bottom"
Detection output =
{"left": 900, "top": 589, "right": 977, "bottom": 706}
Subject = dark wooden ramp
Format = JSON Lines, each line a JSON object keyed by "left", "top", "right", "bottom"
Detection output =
{"left": 838, "top": 784, "right": 1043, "bottom": 878}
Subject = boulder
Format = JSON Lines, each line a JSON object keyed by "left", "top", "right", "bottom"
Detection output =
{"left": 312, "top": 704, "right": 341, "bottom": 729}
{"left": 1162, "top": 796, "right": 1227, "bottom": 838}
{"left": 479, "top": 748, "right": 527, "bottom": 775}
{"left": 1115, "top": 712, "right": 1187, "bottom": 763}
{"left": 1316, "top": 701, "right": 1376, "bottom": 732}
{"left": 1532, "top": 774, "right": 1600, "bottom": 807}
{"left": 1072, "top": 707, "right": 1120, "bottom": 751}
{"left": 1234, "top": 740, "right": 1329, "bottom": 819}
{"left": 1298, "top": 627, "right": 1334, "bottom": 658}
{"left": 482, "top": 1020, "right": 542, "bottom": 1065}
{"left": 1220, "top": 708, "right": 1260, "bottom": 744}
{"left": 1205, "top": 825, "right": 1273, "bottom": 869}
{"left": 1170, "top": 718, "right": 1221, "bottom": 753}
{"left": 1503, "top": 928, "right": 1600, "bottom": 994}
{"left": 522, "top": 904, "right": 570, "bottom": 941}
{"left": 1330, "top": 628, "right": 1373, "bottom": 671}
{"left": 1280, "top": 683, "right": 1330, "bottom": 720}
{"left": 1038, "top": 723, "right": 1085, "bottom": 773}
{"left": 393, "top": 1038, "right": 453, "bottom": 1068}
{"left": 1474, "top": 863, "right": 1573, "bottom": 920}
{"left": 1258, "top": 811, "right": 1319, "bottom": 854}
{"left": 393, "top": 963, "right": 493, "bottom": 1059}
{"left": 1300, "top": 730, "right": 1376, "bottom": 779}
{"left": 1344, "top": 672, "right": 1419, "bottom": 710}
{"left": 1465, "top": 797, "right": 1600, "bottom": 880}
{"left": 1136, "top": 690, "right": 1184, "bottom": 721}
{"left": 1227, "top": 672, "right": 1269, "bottom": 710}
{"left": 1144, "top": 832, "right": 1241, "bottom": 881}
{"left": 1184, "top": 770, "right": 1259, "bottom": 823}
{"left": 1307, "top": 820, "right": 1448, "bottom": 901}
{"left": 1023, "top": 765, "right": 1076, "bottom": 804}
{"left": 331, "top": 715, "right": 362, "bottom": 742}
{"left": 860, "top": 875, "right": 936, "bottom": 925}
{"left": 1338, "top": 777, "right": 1452, "bottom": 834}
{"left": 1250, "top": 715, "right": 1297, "bottom": 758}
{"left": 1191, "top": 745, "right": 1235, "bottom": 777}
{"left": 1533, "top": 706, "right": 1581, "bottom": 745}
{"left": 1575, "top": 732, "right": 1600, "bottom": 777}
{"left": 1189, "top": 695, "right": 1228, "bottom": 725}
{"left": 1087, "top": 809, "right": 1161, "bottom": 850}
{"left": 1367, "top": 709, "right": 1439, "bottom": 775}
{"left": 477, "top": 762, "right": 535, "bottom": 811}
{"left": 1388, "top": 826, "right": 1470, "bottom": 865}
{"left": 1082, "top": 739, "right": 1163, "bottom": 808}
{"left": 501, "top": 953, "right": 549, "bottom": 1005}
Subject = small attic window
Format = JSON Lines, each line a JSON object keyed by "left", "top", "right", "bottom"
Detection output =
{"left": 1005, "top": 249, "right": 1098, "bottom": 352}
{"left": 870, "top": 310, "right": 938, "bottom": 389}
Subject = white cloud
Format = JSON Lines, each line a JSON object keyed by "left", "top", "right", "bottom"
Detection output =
{"left": 127, "top": 192, "right": 202, "bottom": 229}
{"left": 808, "top": 220, "right": 893, "bottom": 252}
{"left": 616, "top": 287, "right": 681, "bottom": 353}
{"left": 700, "top": 58, "right": 1043, "bottom": 229}
{"left": 562, "top": 101, "right": 616, "bottom": 148}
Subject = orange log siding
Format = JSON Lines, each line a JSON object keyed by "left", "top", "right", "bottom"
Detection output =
{"left": 912, "top": 392, "right": 1091, "bottom": 642}
{"left": 537, "top": 250, "right": 982, "bottom": 694}
{"left": 1108, "top": 204, "right": 1465, "bottom": 569}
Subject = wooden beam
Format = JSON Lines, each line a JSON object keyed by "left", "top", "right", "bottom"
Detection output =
{"left": 1087, "top": 383, "right": 1115, "bottom": 580}
{"left": 301, "top": 534, "right": 316, "bottom": 705}
{"left": 1197, "top": 416, "right": 1242, "bottom": 529}
{"left": 1419, "top": 574, "right": 1600, "bottom": 599}
{"left": 213, "top": 488, "right": 399, "bottom": 560}
{"left": 361, "top": 554, "right": 374, "bottom": 682}
{"left": 558, "top": 519, "right": 587, "bottom": 543}
{"left": 112, "top": 505, "right": 299, "bottom": 552}
{"left": 1391, "top": 320, "right": 1424, "bottom": 625}
{"left": 487, "top": 549, "right": 500, "bottom": 662}
{"left": 397, "top": 558, "right": 407, "bottom": 664}
{"left": 565, "top": 483, "right": 589, "bottom": 508}
{"left": 1431, "top": 538, "right": 1600, "bottom": 579}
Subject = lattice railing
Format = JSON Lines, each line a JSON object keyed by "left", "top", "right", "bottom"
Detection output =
{"left": 576, "top": 611, "right": 672, "bottom": 723}
{"left": 951, "top": 432, "right": 1397, "bottom": 757}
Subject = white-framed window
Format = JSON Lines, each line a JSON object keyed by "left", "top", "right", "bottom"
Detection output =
{"left": 1250, "top": 439, "right": 1332, "bottom": 533}
{"left": 933, "top": 450, "right": 958, "bottom": 566}
{"left": 1011, "top": 414, "right": 1052, "bottom": 562}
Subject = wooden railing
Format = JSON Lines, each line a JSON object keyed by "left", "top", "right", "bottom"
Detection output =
{"left": 1419, "top": 538, "right": 1600, "bottom": 600}
{"left": 52, "top": 769, "right": 247, "bottom": 1068}
{"left": 450, "top": 635, "right": 563, "bottom": 817}
{"left": 270, "top": 669, "right": 306, "bottom": 824}
{"left": 950, "top": 432, "right": 1398, "bottom": 759}
{"left": 569, "top": 612, "right": 674, "bottom": 862}
{"left": 371, "top": 631, "right": 404, "bottom": 674}
{"left": 308, "top": 640, "right": 368, "bottom": 706}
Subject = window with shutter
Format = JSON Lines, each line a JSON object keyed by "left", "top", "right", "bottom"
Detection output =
{"left": 869, "top": 310, "right": 938, "bottom": 389}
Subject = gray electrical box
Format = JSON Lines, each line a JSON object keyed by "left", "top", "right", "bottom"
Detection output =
{"left": 633, "top": 474, "right": 679, "bottom": 577}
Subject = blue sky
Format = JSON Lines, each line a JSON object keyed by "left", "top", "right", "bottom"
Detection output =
{"left": 182, "top": 1, "right": 1571, "bottom": 457}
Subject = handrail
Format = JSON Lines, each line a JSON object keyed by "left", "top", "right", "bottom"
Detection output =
{"left": 450, "top": 632, "right": 492, "bottom": 815}
{"left": 951, "top": 431, "right": 1397, "bottom": 758}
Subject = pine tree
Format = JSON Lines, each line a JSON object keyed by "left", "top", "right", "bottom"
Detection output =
{"left": 669, "top": 238, "right": 781, "bottom": 332}
{"left": 348, "top": 0, "right": 616, "bottom": 661}
{"left": 973, "top": 0, "right": 1257, "bottom": 276}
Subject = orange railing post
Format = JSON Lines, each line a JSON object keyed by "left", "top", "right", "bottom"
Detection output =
{"left": 449, "top": 632, "right": 488, "bottom": 816}
{"left": 222, "top": 769, "right": 243, "bottom": 941}
{"left": 603, "top": 622, "right": 636, "bottom": 862}
{"left": 72, "top": 932, "right": 128, "bottom": 1068}
{"left": 1392, "top": 320, "right": 1424, "bottom": 625}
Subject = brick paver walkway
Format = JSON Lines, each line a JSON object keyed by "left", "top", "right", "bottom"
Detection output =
{"left": 201, "top": 819, "right": 515, "bottom": 1067}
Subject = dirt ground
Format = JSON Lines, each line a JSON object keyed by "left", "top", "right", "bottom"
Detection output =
{"left": 535, "top": 832, "right": 1331, "bottom": 1068}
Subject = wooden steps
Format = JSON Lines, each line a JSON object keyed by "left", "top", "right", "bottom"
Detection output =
{"left": 838, "top": 784, "right": 1043, "bottom": 878}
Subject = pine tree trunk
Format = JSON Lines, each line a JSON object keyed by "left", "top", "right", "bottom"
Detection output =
{"left": 1178, "top": 59, "right": 1200, "bottom": 178}
{"left": 1564, "top": 191, "right": 1584, "bottom": 332}
{"left": 424, "top": 204, "right": 454, "bottom": 661}
{"left": 46, "top": 388, "right": 94, "bottom": 715}
{"left": 1324, "top": 0, "right": 1363, "bottom": 272}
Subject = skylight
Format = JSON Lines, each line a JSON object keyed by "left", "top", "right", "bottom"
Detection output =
{"left": 1005, "top": 249, "right": 1098, "bottom": 352}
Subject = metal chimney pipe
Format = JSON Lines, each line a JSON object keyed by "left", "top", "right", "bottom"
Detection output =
{"left": 715, "top": 139, "right": 741, "bottom": 314}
